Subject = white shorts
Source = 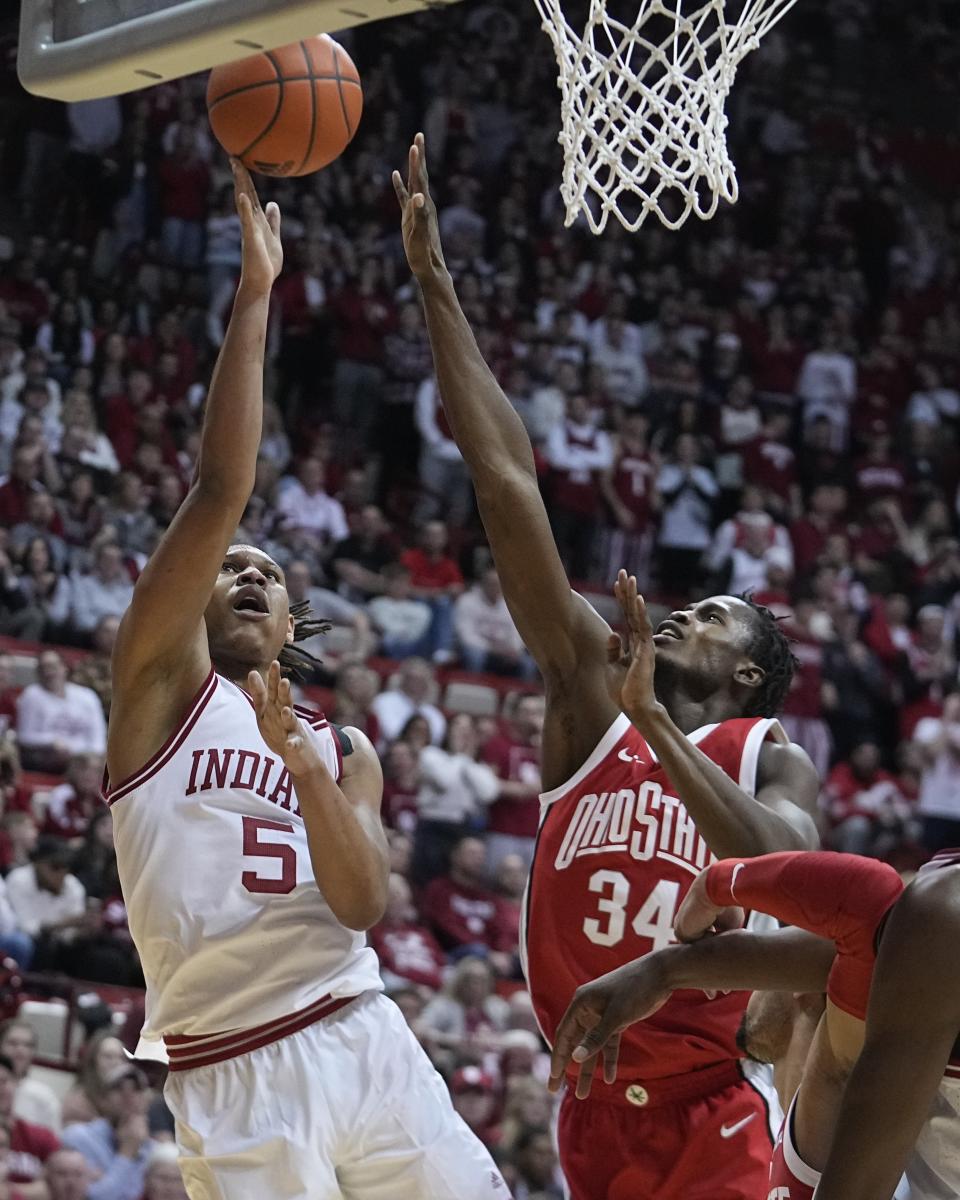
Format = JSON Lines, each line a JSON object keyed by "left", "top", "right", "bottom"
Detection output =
{"left": 894, "top": 1075, "right": 960, "bottom": 1200}
{"left": 164, "top": 991, "right": 510, "bottom": 1200}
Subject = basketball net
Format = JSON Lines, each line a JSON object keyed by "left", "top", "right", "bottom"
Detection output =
{"left": 534, "top": 0, "right": 799, "bottom": 234}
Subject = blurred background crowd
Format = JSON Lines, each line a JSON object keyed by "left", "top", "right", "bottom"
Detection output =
{"left": 0, "top": 0, "right": 957, "bottom": 1195}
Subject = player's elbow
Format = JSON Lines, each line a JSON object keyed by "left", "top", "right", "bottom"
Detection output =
{"left": 332, "top": 877, "right": 389, "bottom": 932}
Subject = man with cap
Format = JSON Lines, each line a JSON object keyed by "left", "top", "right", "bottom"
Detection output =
{"left": 61, "top": 1064, "right": 154, "bottom": 1200}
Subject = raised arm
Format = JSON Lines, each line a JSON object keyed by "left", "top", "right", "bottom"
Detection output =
{"left": 814, "top": 870, "right": 960, "bottom": 1200}
{"left": 109, "top": 165, "right": 282, "bottom": 760}
{"left": 393, "top": 136, "right": 611, "bottom": 692}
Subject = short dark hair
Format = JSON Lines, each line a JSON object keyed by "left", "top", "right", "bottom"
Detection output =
{"left": 739, "top": 596, "right": 796, "bottom": 718}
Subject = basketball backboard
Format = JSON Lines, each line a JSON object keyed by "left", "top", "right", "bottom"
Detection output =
{"left": 18, "top": 0, "right": 464, "bottom": 102}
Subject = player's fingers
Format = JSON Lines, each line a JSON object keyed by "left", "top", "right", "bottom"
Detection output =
{"left": 278, "top": 676, "right": 292, "bottom": 707}
{"left": 573, "top": 1051, "right": 598, "bottom": 1100}
{"left": 267, "top": 660, "right": 281, "bottom": 707}
{"left": 247, "top": 670, "right": 266, "bottom": 715}
{"left": 602, "top": 1032, "right": 622, "bottom": 1085}
{"left": 415, "top": 131, "right": 430, "bottom": 189}
{"left": 635, "top": 590, "right": 654, "bottom": 639}
{"left": 280, "top": 705, "right": 297, "bottom": 732}
{"left": 392, "top": 169, "right": 409, "bottom": 207}
{"left": 713, "top": 905, "right": 745, "bottom": 934}
{"left": 549, "top": 1008, "right": 590, "bottom": 1089}
{"left": 408, "top": 142, "right": 419, "bottom": 193}
{"left": 265, "top": 201, "right": 281, "bottom": 238}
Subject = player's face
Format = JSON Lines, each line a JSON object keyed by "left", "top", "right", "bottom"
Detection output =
{"left": 205, "top": 545, "right": 293, "bottom": 668}
{"left": 652, "top": 596, "right": 758, "bottom": 689}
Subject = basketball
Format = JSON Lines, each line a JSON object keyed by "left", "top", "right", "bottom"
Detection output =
{"left": 206, "top": 34, "right": 362, "bottom": 177}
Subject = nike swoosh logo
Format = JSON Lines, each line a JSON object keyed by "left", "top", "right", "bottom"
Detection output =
{"left": 720, "top": 1113, "right": 757, "bottom": 1139}
{"left": 730, "top": 862, "right": 745, "bottom": 901}
{"left": 618, "top": 748, "right": 644, "bottom": 764}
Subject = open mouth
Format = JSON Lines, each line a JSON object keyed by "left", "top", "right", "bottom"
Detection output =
{"left": 653, "top": 620, "right": 683, "bottom": 641}
{"left": 232, "top": 585, "right": 269, "bottom": 617}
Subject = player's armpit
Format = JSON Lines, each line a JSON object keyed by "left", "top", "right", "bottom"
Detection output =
{"left": 815, "top": 871, "right": 960, "bottom": 1200}
{"left": 754, "top": 740, "right": 820, "bottom": 849}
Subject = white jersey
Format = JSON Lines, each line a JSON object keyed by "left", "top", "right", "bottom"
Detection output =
{"left": 106, "top": 669, "right": 382, "bottom": 1043}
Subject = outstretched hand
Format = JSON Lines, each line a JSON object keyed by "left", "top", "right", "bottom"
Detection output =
{"left": 232, "top": 159, "right": 283, "bottom": 292}
{"left": 392, "top": 133, "right": 446, "bottom": 281}
{"left": 607, "top": 570, "right": 659, "bottom": 720}
{"left": 548, "top": 957, "right": 673, "bottom": 1099}
{"left": 247, "top": 662, "right": 321, "bottom": 778}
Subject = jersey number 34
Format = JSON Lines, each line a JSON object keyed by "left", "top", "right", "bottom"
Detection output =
{"left": 584, "top": 870, "right": 681, "bottom": 951}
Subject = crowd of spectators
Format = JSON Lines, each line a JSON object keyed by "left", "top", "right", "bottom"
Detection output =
{"left": 0, "top": 0, "right": 958, "bottom": 1193}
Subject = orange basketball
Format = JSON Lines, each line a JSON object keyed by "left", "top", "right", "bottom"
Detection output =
{"left": 206, "top": 34, "right": 362, "bottom": 177}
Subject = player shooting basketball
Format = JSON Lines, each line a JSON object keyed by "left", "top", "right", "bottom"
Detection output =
{"left": 394, "top": 132, "right": 819, "bottom": 1200}
{"left": 105, "top": 161, "right": 509, "bottom": 1200}
{"left": 550, "top": 848, "right": 960, "bottom": 1200}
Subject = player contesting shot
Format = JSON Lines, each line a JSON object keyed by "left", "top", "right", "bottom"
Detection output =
{"left": 394, "top": 132, "right": 820, "bottom": 1200}
{"left": 105, "top": 162, "right": 509, "bottom": 1200}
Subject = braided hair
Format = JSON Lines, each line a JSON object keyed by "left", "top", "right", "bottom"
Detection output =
{"left": 738, "top": 595, "right": 797, "bottom": 718}
{"left": 277, "top": 600, "right": 331, "bottom": 680}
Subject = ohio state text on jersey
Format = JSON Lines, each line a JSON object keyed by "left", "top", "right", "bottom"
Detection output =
{"left": 105, "top": 669, "right": 382, "bottom": 1045}
{"left": 522, "top": 712, "right": 786, "bottom": 1079}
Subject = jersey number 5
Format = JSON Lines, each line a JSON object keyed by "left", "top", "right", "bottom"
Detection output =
{"left": 583, "top": 870, "right": 681, "bottom": 951}
{"left": 241, "top": 816, "right": 297, "bottom": 895}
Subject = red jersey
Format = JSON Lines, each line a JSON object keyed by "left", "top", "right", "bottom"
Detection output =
{"left": 399, "top": 548, "right": 463, "bottom": 591}
{"left": 368, "top": 922, "right": 446, "bottom": 990}
{"left": 482, "top": 732, "right": 541, "bottom": 838}
{"left": 524, "top": 712, "right": 786, "bottom": 1080}
{"left": 611, "top": 451, "right": 656, "bottom": 525}
{"left": 8, "top": 1118, "right": 58, "bottom": 1183}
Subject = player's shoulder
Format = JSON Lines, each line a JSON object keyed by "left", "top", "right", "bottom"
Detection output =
{"left": 898, "top": 861, "right": 960, "bottom": 925}
{"left": 757, "top": 735, "right": 818, "bottom": 784}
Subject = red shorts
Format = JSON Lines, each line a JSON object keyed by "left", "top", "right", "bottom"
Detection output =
{"left": 558, "top": 1060, "right": 778, "bottom": 1200}
{"left": 767, "top": 1095, "right": 820, "bottom": 1200}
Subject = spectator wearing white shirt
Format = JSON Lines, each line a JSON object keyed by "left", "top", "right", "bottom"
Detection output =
{"left": 15, "top": 651, "right": 107, "bottom": 772}
{"left": 0, "top": 1020, "right": 63, "bottom": 1133}
{"left": 275, "top": 457, "right": 349, "bottom": 555}
{"left": 545, "top": 394, "right": 614, "bottom": 579}
{"left": 913, "top": 693, "right": 960, "bottom": 852}
{"left": 797, "top": 327, "right": 857, "bottom": 447}
{"left": 414, "top": 377, "right": 470, "bottom": 524}
{"left": 454, "top": 569, "right": 534, "bottom": 679}
{"left": 0, "top": 875, "right": 34, "bottom": 970}
{"left": 412, "top": 715, "right": 500, "bottom": 886}
{"left": 6, "top": 838, "right": 87, "bottom": 972}
{"left": 656, "top": 434, "right": 719, "bottom": 592}
{"left": 370, "top": 658, "right": 446, "bottom": 748}
{"left": 70, "top": 543, "right": 134, "bottom": 640}
{"left": 906, "top": 361, "right": 960, "bottom": 428}
{"left": 367, "top": 565, "right": 433, "bottom": 659}
{"left": 589, "top": 304, "right": 648, "bottom": 409}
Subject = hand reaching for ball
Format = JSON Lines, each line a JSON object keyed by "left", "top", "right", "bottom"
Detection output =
{"left": 232, "top": 159, "right": 282, "bottom": 293}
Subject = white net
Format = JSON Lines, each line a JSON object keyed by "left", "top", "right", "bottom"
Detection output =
{"left": 533, "top": 0, "right": 799, "bottom": 234}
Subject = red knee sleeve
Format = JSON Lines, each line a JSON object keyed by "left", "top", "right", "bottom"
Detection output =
{"left": 704, "top": 852, "right": 904, "bottom": 1018}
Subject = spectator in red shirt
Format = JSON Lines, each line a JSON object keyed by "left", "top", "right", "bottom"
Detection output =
{"left": 742, "top": 409, "right": 801, "bottom": 520}
{"left": 0, "top": 1122, "right": 27, "bottom": 1200}
{"left": 0, "top": 1053, "right": 59, "bottom": 1190}
{"left": 481, "top": 694, "right": 544, "bottom": 872}
{"left": 852, "top": 421, "right": 908, "bottom": 515}
{"left": 598, "top": 411, "right": 659, "bottom": 589}
{"left": 329, "top": 257, "right": 394, "bottom": 451}
{"left": 789, "top": 481, "right": 848, "bottom": 575}
{"left": 369, "top": 873, "right": 446, "bottom": 992}
{"left": 400, "top": 521, "right": 464, "bottom": 663}
{"left": 380, "top": 740, "right": 420, "bottom": 837}
{"left": 0, "top": 448, "right": 44, "bottom": 529}
{"left": 42, "top": 754, "right": 103, "bottom": 842}
{"left": 821, "top": 739, "right": 914, "bottom": 858}
{"left": 0, "top": 260, "right": 50, "bottom": 342}
{"left": 421, "top": 836, "right": 514, "bottom": 975}
{"left": 157, "top": 127, "right": 210, "bottom": 268}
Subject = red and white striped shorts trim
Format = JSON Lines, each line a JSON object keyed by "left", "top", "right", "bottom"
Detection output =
{"left": 164, "top": 993, "right": 358, "bottom": 1072}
